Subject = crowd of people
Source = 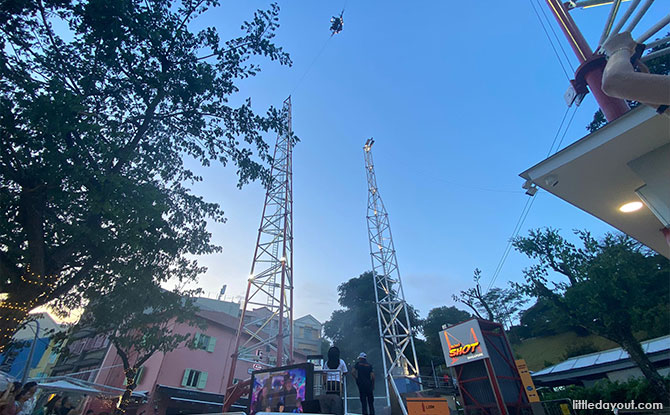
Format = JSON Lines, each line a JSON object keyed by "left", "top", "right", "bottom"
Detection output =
{"left": 323, "top": 347, "right": 376, "bottom": 415}
{"left": 0, "top": 382, "right": 90, "bottom": 415}
{"left": 0, "top": 381, "right": 38, "bottom": 415}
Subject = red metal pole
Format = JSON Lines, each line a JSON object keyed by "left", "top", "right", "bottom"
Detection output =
{"left": 545, "top": 0, "right": 629, "bottom": 121}
{"left": 485, "top": 358, "right": 508, "bottom": 415}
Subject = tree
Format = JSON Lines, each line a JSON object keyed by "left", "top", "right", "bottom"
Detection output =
{"left": 517, "top": 298, "right": 577, "bottom": 339}
{"left": 421, "top": 306, "right": 471, "bottom": 365}
{"left": 513, "top": 228, "right": 670, "bottom": 403}
{"left": 0, "top": 0, "right": 292, "bottom": 350}
{"left": 78, "top": 277, "right": 204, "bottom": 414}
{"left": 323, "top": 272, "right": 423, "bottom": 392}
{"left": 452, "top": 269, "right": 527, "bottom": 328}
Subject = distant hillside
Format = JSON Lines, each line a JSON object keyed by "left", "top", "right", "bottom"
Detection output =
{"left": 512, "top": 331, "right": 618, "bottom": 372}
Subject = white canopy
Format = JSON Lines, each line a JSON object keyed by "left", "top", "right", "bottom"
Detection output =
{"left": 38, "top": 379, "right": 146, "bottom": 399}
{"left": 38, "top": 380, "right": 100, "bottom": 394}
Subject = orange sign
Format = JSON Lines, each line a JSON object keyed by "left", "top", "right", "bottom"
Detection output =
{"left": 440, "top": 320, "right": 489, "bottom": 367}
{"left": 406, "top": 397, "right": 450, "bottom": 415}
{"left": 515, "top": 359, "right": 540, "bottom": 402}
{"left": 449, "top": 341, "right": 480, "bottom": 358}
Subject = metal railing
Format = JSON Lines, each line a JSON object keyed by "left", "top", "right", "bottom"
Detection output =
{"left": 314, "top": 368, "right": 348, "bottom": 414}
{"left": 542, "top": 399, "right": 575, "bottom": 415}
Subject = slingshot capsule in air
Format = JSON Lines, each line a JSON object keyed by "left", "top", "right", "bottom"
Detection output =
{"left": 330, "top": 13, "right": 343, "bottom": 35}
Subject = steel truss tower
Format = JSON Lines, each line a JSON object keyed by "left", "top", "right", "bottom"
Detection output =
{"left": 227, "top": 97, "right": 294, "bottom": 387}
{"left": 363, "top": 138, "right": 421, "bottom": 403}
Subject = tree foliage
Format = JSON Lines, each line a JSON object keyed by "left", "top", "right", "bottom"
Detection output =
{"left": 513, "top": 228, "right": 670, "bottom": 403}
{"left": 452, "top": 269, "right": 526, "bottom": 327}
{"left": 79, "top": 277, "right": 204, "bottom": 414}
{"left": 515, "top": 298, "right": 582, "bottom": 339}
{"left": 323, "top": 272, "right": 427, "bottom": 391}
{"left": 420, "top": 306, "right": 471, "bottom": 365}
{"left": 0, "top": 0, "right": 292, "bottom": 349}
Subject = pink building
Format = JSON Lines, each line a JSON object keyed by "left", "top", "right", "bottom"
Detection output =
{"left": 88, "top": 299, "right": 307, "bottom": 415}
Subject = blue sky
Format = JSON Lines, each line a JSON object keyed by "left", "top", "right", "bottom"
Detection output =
{"left": 183, "top": 1, "right": 668, "bottom": 324}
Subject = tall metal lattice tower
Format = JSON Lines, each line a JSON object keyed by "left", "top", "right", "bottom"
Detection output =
{"left": 227, "top": 97, "right": 294, "bottom": 387}
{"left": 363, "top": 138, "right": 421, "bottom": 402}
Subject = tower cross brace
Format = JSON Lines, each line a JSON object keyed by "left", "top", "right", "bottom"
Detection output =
{"left": 227, "top": 97, "right": 294, "bottom": 388}
{"left": 363, "top": 138, "right": 421, "bottom": 406}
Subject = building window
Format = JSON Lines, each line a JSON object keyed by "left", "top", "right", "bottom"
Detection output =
{"left": 69, "top": 340, "right": 85, "bottom": 355}
{"left": 182, "top": 369, "right": 208, "bottom": 389}
{"left": 194, "top": 333, "right": 217, "bottom": 352}
{"left": 93, "top": 335, "right": 106, "bottom": 349}
{"left": 72, "top": 366, "right": 96, "bottom": 381}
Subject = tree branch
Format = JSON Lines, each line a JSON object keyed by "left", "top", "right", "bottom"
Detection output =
{"left": 111, "top": 88, "right": 166, "bottom": 173}
{"left": 42, "top": 260, "right": 96, "bottom": 304}
{"left": 36, "top": 0, "right": 83, "bottom": 95}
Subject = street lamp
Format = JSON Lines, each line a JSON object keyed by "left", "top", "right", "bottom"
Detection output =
{"left": 21, "top": 320, "right": 40, "bottom": 383}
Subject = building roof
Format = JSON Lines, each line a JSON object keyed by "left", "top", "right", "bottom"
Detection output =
{"left": 520, "top": 105, "right": 670, "bottom": 258}
{"left": 294, "top": 314, "right": 322, "bottom": 326}
{"left": 196, "top": 309, "right": 241, "bottom": 332}
{"left": 531, "top": 335, "right": 670, "bottom": 385}
{"left": 13, "top": 312, "right": 63, "bottom": 340}
{"left": 194, "top": 297, "right": 240, "bottom": 317}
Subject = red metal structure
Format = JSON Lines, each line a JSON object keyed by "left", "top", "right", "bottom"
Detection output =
{"left": 226, "top": 97, "right": 295, "bottom": 392}
{"left": 544, "top": 0, "right": 630, "bottom": 121}
{"left": 442, "top": 319, "right": 530, "bottom": 415}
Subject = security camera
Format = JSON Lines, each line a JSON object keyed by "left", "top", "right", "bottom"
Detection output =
{"left": 544, "top": 175, "right": 559, "bottom": 187}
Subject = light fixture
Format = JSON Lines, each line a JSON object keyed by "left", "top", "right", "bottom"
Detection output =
{"left": 619, "top": 201, "right": 643, "bottom": 213}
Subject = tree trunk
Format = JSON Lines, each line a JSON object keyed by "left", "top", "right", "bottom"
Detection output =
{"left": 619, "top": 332, "right": 669, "bottom": 404}
{"left": 115, "top": 368, "right": 138, "bottom": 415}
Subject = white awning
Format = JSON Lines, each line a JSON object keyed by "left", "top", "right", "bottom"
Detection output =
{"left": 38, "top": 380, "right": 100, "bottom": 394}
{"left": 170, "top": 397, "right": 223, "bottom": 406}
{"left": 520, "top": 105, "right": 670, "bottom": 258}
{"left": 38, "top": 379, "right": 147, "bottom": 399}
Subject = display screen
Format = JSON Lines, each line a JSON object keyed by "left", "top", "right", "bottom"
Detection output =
{"left": 249, "top": 363, "right": 313, "bottom": 414}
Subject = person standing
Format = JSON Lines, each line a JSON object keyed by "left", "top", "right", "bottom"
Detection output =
{"left": 0, "top": 382, "right": 22, "bottom": 410}
{"left": 352, "top": 353, "right": 375, "bottom": 415}
{"left": 2, "top": 389, "right": 31, "bottom": 415}
{"left": 40, "top": 395, "right": 61, "bottom": 415}
{"left": 16, "top": 382, "right": 37, "bottom": 415}
{"left": 324, "top": 346, "right": 347, "bottom": 394}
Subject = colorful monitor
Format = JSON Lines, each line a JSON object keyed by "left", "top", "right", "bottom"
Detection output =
{"left": 249, "top": 363, "right": 314, "bottom": 414}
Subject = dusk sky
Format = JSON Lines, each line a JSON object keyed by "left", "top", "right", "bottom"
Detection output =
{"left": 180, "top": 1, "right": 668, "bottom": 324}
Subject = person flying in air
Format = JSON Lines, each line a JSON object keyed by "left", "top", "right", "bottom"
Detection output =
{"left": 330, "top": 14, "right": 343, "bottom": 35}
